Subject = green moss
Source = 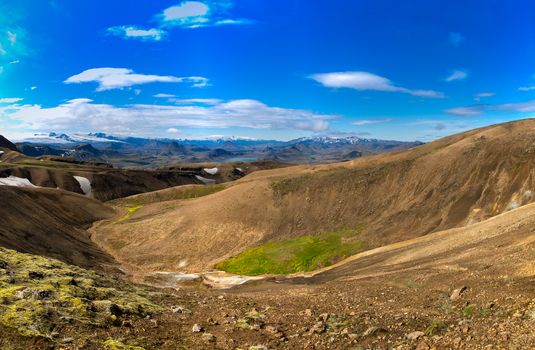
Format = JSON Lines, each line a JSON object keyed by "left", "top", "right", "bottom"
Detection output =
{"left": 115, "top": 205, "right": 143, "bottom": 223}
{"left": 103, "top": 339, "right": 145, "bottom": 350}
{"left": 424, "top": 321, "right": 447, "bottom": 337}
{"left": 462, "top": 306, "right": 476, "bottom": 318}
{"left": 0, "top": 247, "right": 162, "bottom": 339}
{"left": 114, "top": 184, "right": 226, "bottom": 207}
{"left": 216, "top": 226, "right": 364, "bottom": 275}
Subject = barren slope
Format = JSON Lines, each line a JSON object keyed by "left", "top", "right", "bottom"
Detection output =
{"left": 92, "top": 119, "right": 535, "bottom": 274}
{"left": 0, "top": 186, "right": 117, "bottom": 270}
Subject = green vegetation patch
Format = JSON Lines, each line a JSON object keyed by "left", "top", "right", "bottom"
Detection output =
{"left": 0, "top": 247, "right": 162, "bottom": 339}
{"left": 112, "top": 184, "right": 226, "bottom": 207}
{"left": 216, "top": 226, "right": 364, "bottom": 275}
{"left": 115, "top": 205, "right": 144, "bottom": 223}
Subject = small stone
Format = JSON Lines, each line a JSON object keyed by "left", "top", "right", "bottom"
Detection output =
{"left": 362, "top": 326, "right": 387, "bottom": 337}
{"left": 171, "top": 305, "right": 186, "bottom": 313}
{"left": 450, "top": 286, "right": 468, "bottom": 301}
{"left": 304, "top": 309, "right": 313, "bottom": 317}
{"left": 318, "top": 313, "right": 329, "bottom": 322}
{"left": 192, "top": 324, "right": 203, "bottom": 333}
{"left": 406, "top": 331, "right": 425, "bottom": 341}
{"left": 249, "top": 346, "right": 268, "bottom": 350}
{"left": 310, "top": 321, "right": 326, "bottom": 334}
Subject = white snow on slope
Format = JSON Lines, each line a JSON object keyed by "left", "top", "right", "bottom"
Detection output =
{"left": 195, "top": 175, "right": 216, "bottom": 185}
{"left": 0, "top": 176, "right": 37, "bottom": 188}
{"left": 203, "top": 167, "right": 218, "bottom": 175}
{"left": 73, "top": 176, "right": 92, "bottom": 196}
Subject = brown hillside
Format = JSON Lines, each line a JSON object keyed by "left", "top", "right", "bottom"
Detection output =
{"left": 92, "top": 119, "right": 535, "bottom": 273}
{"left": 0, "top": 186, "right": 117, "bottom": 271}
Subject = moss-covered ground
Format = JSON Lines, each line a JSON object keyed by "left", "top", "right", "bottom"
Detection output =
{"left": 0, "top": 247, "right": 162, "bottom": 340}
{"left": 216, "top": 226, "right": 364, "bottom": 275}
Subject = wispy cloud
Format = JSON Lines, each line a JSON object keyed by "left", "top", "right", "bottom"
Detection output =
{"left": 153, "top": 93, "right": 175, "bottom": 98}
{"left": 352, "top": 118, "right": 393, "bottom": 125}
{"left": 166, "top": 127, "right": 181, "bottom": 134}
{"left": 310, "top": 71, "right": 445, "bottom": 98}
{"left": 64, "top": 68, "right": 209, "bottom": 91}
{"left": 0, "top": 97, "right": 23, "bottom": 103}
{"left": 445, "top": 70, "right": 468, "bottom": 82}
{"left": 107, "top": 26, "right": 166, "bottom": 41}
{"left": 170, "top": 98, "right": 222, "bottom": 105}
{"left": 449, "top": 32, "right": 464, "bottom": 47}
{"left": 1, "top": 98, "right": 335, "bottom": 134}
{"left": 474, "top": 92, "right": 495, "bottom": 102}
{"left": 446, "top": 99, "right": 535, "bottom": 117}
{"left": 445, "top": 106, "right": 483, "bottom": 117}
{"left": 7, "top": 31, "right": 16, "bottom": 45}
{"left": 159, "top": 1, "right": 253, "bottom": 29}
{"left": 519, "top": 85, "right": 535, "bottom": 92}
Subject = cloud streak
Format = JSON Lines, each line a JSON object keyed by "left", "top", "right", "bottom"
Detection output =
{"left": 310, "top": 71, "right": 445, "bottom": 98}
{"left": 159, "top": 1, "right": 253, "bottom": 29}
{"left": 446, "top": 99, "right": 535, "bottom": 116}
{"left": 1, "top": 98, "right": 335, "bottom": 134}
{"left": 352, "top": 118, "right": 393, "bottom": 125}
{"left": 64, "top": 68, "right": 209, "bottom": 91}
{"left": 107, "top": 26, "right": 166, "bottom": 41}
{"left": 445, "top": 70, "right": 467, "bottom": 82}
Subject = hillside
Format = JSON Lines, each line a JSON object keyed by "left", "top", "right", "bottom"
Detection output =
{"left": 0, "top": 186, "right": 117, "bottom": 270}
{"left": 0, "top": 140, "right": 286, "bottom": 201}
{"left": 92, "top": 119, "right": 535, "bottom": 274}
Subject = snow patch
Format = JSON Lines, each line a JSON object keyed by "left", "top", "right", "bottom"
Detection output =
{"left": 195, "top": 175, "right": 216, "bottom": 185}
{"left": 0, "top": 176, "right": 37, "bottom": 188}
{"left": 203, "top": 167, "right": 218, "bottom": 175}
{"left": 0, "top": 151, "right": 4, "bottom": 156}
{"left": 202, "top": 272, "right": 263, "bottom": 289}
{"left": 73, "top": 176, "right": 92, "bottom": 196}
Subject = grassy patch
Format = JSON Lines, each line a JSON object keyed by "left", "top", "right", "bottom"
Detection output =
{"left": 216, "top": 226, "right": 363, "bottom": 275}
{"left": 0, "top": 247, "right": 162, "bottom": 338}
{"left": 115, "top": 205, "right": 143, "bottom": 223}
{"left": 112, "top": 184, "right": 225, "bottom": 207}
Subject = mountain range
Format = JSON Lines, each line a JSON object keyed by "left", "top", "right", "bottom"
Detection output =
{"left": 13, "top": 132, "right": 423, "bottom": 167}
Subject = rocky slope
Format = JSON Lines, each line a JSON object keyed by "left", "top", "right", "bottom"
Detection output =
{"left": 92, "top": 119, "right": 535, "bottom": 273}
{"left": 0, "top": 186, "right": 116, "bottom": 270}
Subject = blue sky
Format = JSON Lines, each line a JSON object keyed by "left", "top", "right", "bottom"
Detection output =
{"left": 1, "top": 0, "right": 535, "bottom": 141}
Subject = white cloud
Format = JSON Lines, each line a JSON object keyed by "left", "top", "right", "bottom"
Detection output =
{"left": 153, "top": 93, "right": 175, "bottom": 98}
{"left": 0, "top": 44, "right": 6, "bottom": 55}
{"left": 159, "top": 1, "right": 252, "bottom": 29}
{"left": 446, "top": 99, "right": 535, "bottom": 117}
{"left": 519, "top": 85, "right": 535, "bottom": 92}
{"left": 30, "top": 86, "right": 37, "bottom": 90}
{"left": 7, "top": 31, "right": 16, "bottom": 45}
{"left": 9, "top": 60, "right": 19, "bottom": 64}
{"left": 170, "top": 98, "right": 222, "bottom": 105}
{"left": 310, "top": 71, "right": 445, "bottom": 98}
{"left": 449, "top": 32, "right": 464, "bottom": 47}
{"left": 445, "top": 106, "right": 483, "bottom": 117}
{"left": 473, "top": 92, "right": 495, "bottom": 101}
{"left": 0, "top": 97, "right": 23, "bottom": 103}
{"left": 215, "top": 19, "right": 253, "bottom": 26}
{"left": 64, "top": 68, "right": 209, "bottom": 91}
{"left": 445, "top": 70, "right": 467, "bottom": 82}
{"left": 352, "top": 118, "right": 393, "bottom": 125}
{"left": 0, "top": 66, "right": 3, "bottom": 74}
{"left": 167, "top": 127, "right": 181, "bottom": 133}
{"left": 1, "top": 98, "right": 334, "bottom": 134}
{"left": 107, "top": 26, "right": 166, "bottom": 41}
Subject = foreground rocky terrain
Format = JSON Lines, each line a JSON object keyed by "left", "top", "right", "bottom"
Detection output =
{"left": 0, "top": 121, "right": 534, "bottom": 349}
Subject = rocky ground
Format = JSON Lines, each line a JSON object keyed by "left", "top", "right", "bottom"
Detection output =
{"left": 1, "top": 243, "right": 533, "bottom": 349}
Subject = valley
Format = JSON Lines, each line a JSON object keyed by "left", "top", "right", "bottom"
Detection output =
{"left": 0, "top": 120, "right": 534, "bottom": 349}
